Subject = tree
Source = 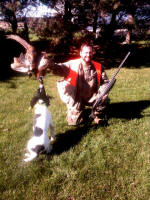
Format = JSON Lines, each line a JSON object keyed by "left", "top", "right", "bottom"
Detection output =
{"left": 98, "top": 0, "right": 150, "bottom": 43}
{"left": 0, "top": 1, "right": 18, "bottom": 33}
{"left": 36, "top": 0, "right": 80, "bottom": 47}
{"left": 0, "top": 0, "right": 39, "bottom": 37}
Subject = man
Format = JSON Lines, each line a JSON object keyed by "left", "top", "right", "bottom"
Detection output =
{"left": 49, "top": 43, "right": 109, "bottom": 125}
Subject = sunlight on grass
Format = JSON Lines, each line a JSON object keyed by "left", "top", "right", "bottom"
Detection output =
{"left": 132, "top": 40, "right": 150, "bottom": 45}
{"left": 29, "top": 32, "right": 40, "bottom": 42}
{"left": 0, "top": 67, "right": 150, "bottom": 199}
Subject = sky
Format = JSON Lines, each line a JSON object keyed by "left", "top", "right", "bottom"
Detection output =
{"left": 22, "top": 2, "right": 57, "bottom": 18}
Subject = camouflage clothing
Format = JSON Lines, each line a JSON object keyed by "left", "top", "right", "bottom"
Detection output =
{"left": 50, "top": 58, "right": 109, "bottom": 125}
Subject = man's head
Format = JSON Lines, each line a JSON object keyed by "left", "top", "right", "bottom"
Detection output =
{"left": 80, "top": 43, "right": 93, "bottom": 64}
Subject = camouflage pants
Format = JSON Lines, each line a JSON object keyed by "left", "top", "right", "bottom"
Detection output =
{"left": 66, "top": 96, "right": 109, "bottom": 125}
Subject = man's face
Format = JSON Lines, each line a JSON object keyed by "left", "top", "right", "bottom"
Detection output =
{"left": 80, "top": 46, "right": 93, "bottom": 64}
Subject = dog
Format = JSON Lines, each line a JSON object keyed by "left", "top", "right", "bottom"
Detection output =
{"left": 24, "top": 81, "right": 55, "bottom": 162}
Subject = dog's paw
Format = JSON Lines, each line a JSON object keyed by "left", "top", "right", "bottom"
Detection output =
{"left": 24, "top": 154, "right": 32, "bottom": 162}
{"left": 24, "top": 153, "right": 30, "bottom": 157}
{"left": 24, "top": 158, "right": 30, "bottom": 162}
{"left": 46, "top": 145, "right": 52, "bottom": 154}
{"left": 50, "top": 136, "right": 55, "bottom": 142}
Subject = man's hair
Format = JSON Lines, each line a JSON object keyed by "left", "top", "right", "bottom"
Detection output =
{"left": 80, "top": 43, "right": 93, "bottom": 52}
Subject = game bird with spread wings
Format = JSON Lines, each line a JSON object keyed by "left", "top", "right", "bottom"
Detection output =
{"left": 7, "top": 34, "right": 51, "bottom": 78}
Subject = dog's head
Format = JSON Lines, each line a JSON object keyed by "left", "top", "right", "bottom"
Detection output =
{"left": 30, "top": 84, "right": 50, "bottom": 108}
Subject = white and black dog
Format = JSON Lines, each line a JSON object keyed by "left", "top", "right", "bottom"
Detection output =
{"left": 24, "top": 81, "right": 55, "bottom": 162}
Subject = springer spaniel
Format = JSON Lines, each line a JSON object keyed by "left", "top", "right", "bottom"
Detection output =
{"left": 24, "top": 81, "right": 55, "bottom": 162}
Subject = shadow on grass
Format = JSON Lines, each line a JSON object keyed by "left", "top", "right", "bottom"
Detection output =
{"left": 51, "top": 100, "right": 150, "bottom": 155}
{"left": 107, "top": 100, "right": 150, "bottom": 119}
{"left": 51, "top": 124, "right": 98, "bottom": 155}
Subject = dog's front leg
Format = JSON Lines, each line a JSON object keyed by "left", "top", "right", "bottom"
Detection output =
{"left": 24, "top": 147, "right": 38, "bottom": 162}
{"left": 46, "top": 144, "right": 52, "bottom": 154}
{"left": 49, "top": 124, "right": 55, "bottom": 142}
{"left": 24, "top": 151, "right": 38, "bottom": 162}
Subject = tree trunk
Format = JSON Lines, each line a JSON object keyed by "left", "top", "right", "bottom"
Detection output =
{"left": 21, "top": 19, "right": 29, "bottom": 41}
{"left": 1, "top": 5, "right": 18, "bottom": 34}
{"left": 64, "top": 0, "right": 72, "bottom": 24}
{"left": 93, "top": 12, "right": 98, "bottom": 34}
{"left": 125, "top": 30, "right": 131, "bottom": 44}
{"left": 11, "top": 16, "right": 17, "bottom": 34}
{"left": 102, "top": 10, "right": 117, "bottom": 42}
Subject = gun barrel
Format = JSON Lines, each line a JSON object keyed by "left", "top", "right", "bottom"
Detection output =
{"left": 90, "top": 51, "right": 131, "bottom": 120}
{"left": 92, "top": 78, "right": 116, "bottom": 110}
{"left": 111, "top": 51, "right": 130, "bottom": 80}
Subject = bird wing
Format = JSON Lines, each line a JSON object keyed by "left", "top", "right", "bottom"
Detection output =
{"left": 7, "top": 34, "right": 36, "bottom": 75}
{"left": 7, "top": 34, "right": 35, "bottom": 53}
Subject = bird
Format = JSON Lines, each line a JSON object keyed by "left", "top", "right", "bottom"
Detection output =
{"left": 7, "top": 34, "right": 50, "bottom": 78}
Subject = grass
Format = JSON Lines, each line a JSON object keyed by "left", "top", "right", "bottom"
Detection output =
{"left": 131, "top": 40, "right": 150, "bottom": 45}
{"left": 0, "top": 67, "right": 150, "bottom": 200}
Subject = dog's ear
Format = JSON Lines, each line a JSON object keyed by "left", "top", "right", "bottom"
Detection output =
{"left": 39, "top": 84, "right": 47, "bottom": 96}
{"left": 30, "top": 87, "right": 41, "bottom": 108}
{"left": 46, "top": 95, "right": 51, "bottom": 106}
{"left": 30, "top": 96, "right": 38, "bottom": 108}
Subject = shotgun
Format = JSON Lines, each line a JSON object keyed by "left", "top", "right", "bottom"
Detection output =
{"left": 90, "top": 51, "right": 131, "bottom": 120}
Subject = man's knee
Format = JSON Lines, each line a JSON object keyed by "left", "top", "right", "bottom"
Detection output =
{"left": 66, "top": 110, "right": 83, "bottom": 126}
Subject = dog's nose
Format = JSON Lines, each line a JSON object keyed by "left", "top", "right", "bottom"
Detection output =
{"left": 28, "top": 72, "right": 32, "bottom": 77}
{"left": 39, "top": 76, "right": 44, "bottom": 84}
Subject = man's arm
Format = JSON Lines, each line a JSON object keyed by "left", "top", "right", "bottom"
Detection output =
{"left": 38, "top": 57, "right": 70, "bottom": 78}
{"left": 100, "top": 65, "right": 109, "bottom": 85}
{"left": 49, "top": 61, "right": 70, "bottom": 77}
{"left": 98, "top": 65, "right": 109, "bottom": 94}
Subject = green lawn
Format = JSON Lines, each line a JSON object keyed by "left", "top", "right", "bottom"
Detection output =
{"left": 0, "top": 67, "right": 150, "bottom": 200}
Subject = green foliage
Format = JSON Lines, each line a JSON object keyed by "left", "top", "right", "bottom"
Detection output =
{"left": 73, "top": 31, "right": 95, "bottom": 48}
{"left": 0, "top": 67, "right": 150, "bottom": 199}
{"left": 30, "top": 17, "right": 74, "bottom": 52}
